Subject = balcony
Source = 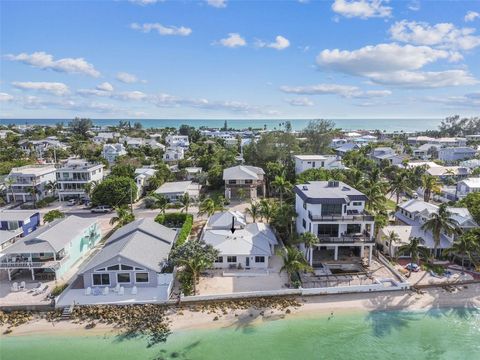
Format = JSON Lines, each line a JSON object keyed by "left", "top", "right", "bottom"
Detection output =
{"left": 0, "top": 255, "right": 70, "bottom": 270}
{"left": 317, "top": 234, "right": 373, "bottom": 244}
{"left": 308, "top": 213, "right": 375, "bottom": 222}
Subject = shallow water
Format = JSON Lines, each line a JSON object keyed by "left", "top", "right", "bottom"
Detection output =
{"left": 2, "top": 308, "right": 479, "bottom": 360}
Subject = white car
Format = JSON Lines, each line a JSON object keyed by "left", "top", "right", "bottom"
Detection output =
{"left": 91, "top": 205, "right": 112, "bottom": 213}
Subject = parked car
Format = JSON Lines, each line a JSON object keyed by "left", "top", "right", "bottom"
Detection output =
{"left": 91, "top": 205, "right": 112, "bottom": 213}
{"left": 67, "top": 199, "right": 76, "bottom": 206}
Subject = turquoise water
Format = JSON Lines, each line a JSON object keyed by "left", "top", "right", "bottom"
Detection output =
{"left": 2, "top": 308, "right": 480, "bottom": 360}
{"left": 0, "top": 118, "right": 442, "bottom": 132}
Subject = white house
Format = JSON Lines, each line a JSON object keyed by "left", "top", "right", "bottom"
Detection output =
{"left": 456, "top": 178, "right": 480, "bottom": 199}
{"left": 438, "top": 147, "right": 477, "bottom": 163}
{"left": 6, "top": 165, "right": 57, "bottom": 203}
{"left": 394, "top": 199, "right": 477, "bottom": 256}
{"left": 18, "top": 139, "right": 68, "bottom": 159}
{"left": 223, "top": 165, "right": 266, "bottom": 200}
{"left": 163, "top": 147, "right": 185, "bottom": 162}
{"left": 56, "top": 159, "right": 104, "bottom": 201}
{"left": 295, "top": 180, "right": 375, "bottom": 266}
{"left": 202, "top": 212, "right": 278, "bottom": 270}
{"left": 426, "top": 166, "right": 471, "bottom": 180}
{"left": 135, "top": 167, "right": 156, "bottom": 196}
{"left": 93, "top": 132, "right": 119, "bottom": 144}
{"left": 154, "top": 181, "right": 201, "bottom": 202}
{"left": 165, "top": 135, "right": 189, "bottom": 148}
{"left": 102, "top": 143, "right": 127, "bottom": 164}
{"left": 369, "top": 147, "right": 404, "bottom": 166}
{"left": 412, "top": 144, "right": 442, "bottom": 160}
{"left": 294, "top": 155, "right": 346, "bottom": 174}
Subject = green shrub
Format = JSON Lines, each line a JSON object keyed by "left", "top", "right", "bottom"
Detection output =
{"left": 155, "top": 212, "right": 193, "bottom": 247}
{"left": 35, "top": 196, "right": 56, "bottom": 208}
{"left": 51, "top": 283, "right": 68, "bottom": 297}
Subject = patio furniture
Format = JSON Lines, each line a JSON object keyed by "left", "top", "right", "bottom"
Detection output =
{"left": 85, "top": 287, "right": 92, "bottom": 296}
{"left": 33, "top": 283, "right": 47, "bottom": 295}
{"left": 102, "top": 286, "right": 109, "bottom": 295}
{"left": 118, "top": 286, "right": 124, "bottom": 295}
{"left": 114, "top": 284, "right": 120, "bottom": 293}
{"left": 92, "top": 287, "right": 101, "bottom": 296}
{"left": 131, "top": 286, "right": 137, "bottom": 295}
{"left": 11, "top": 282, "right": 19, "bottom": 292}
{"left": 19, "top": 281, "right": 26, "bottom": 290}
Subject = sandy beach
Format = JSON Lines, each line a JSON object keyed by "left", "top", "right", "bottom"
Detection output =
{"left": 3, "top": 284, "right": 479, "bottom": 338}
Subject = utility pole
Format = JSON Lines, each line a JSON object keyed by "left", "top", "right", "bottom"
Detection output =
{"left": 130, "top": 185, "right": 134, "bottom": 214}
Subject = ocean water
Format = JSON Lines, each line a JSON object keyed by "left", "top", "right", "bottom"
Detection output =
{"left": 0, "top": 118, "right": 442, "bottom": 132}
{"left": 2, "top": 308, "right": 479, "bottom": 360}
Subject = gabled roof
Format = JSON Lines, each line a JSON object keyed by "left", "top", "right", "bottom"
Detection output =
{"left": 80, "top": 218, "right": 177, "bottom": 273}
{"left": 205, "top": 211, "right": 247, "bottom": 230}
{"left": 4, "top": 216, "right": 97, "bottom": 254}
{"left": 223, "top": 165, "right": 264, "bottom": 180}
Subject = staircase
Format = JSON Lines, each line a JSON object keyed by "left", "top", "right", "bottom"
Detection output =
{"left": 61, "top": 303, "right": 75, "bottom": 320}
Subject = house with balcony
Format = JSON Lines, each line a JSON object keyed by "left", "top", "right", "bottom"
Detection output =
{"left": 56, "top": 159, "right": 104, "bottom": 201}
{"left": 18, "top": 139, "right": 68, "bottom": 159}
{"left": 135, "top": 167, "right": 156, "bottom": 196}
{"left": 294, "top": 155, "right": 346, "bottom": 174}
{"left": 163, "top": 147, "right": 185, "bottom": 162}
{"left": 102, "top": 143, "right": 127, "bottom": 164}
{"left": 166, "top": 135, "right": 189, "bottom": 148}
{"left": 0, "top": 216, "right": 101, "bottom": 281}
{"left": 223, "top": 165, "right": 266, "bottom": 200}
{"left": 369, "top": 147, "right": 404, "bottom": 166}
{"left": 295, "top": 180, "right": 375, "bottom": 267}
{"left": 438, "top": 147, "right": 477, "bottom": 164}
{"left": 0, "top": 210, "right": 40, "bottom": 236}
{"left": 6, "top": 165, "right": 57, "bottom": 203}
{"left": 394, "top": 199, "right": 477, "bottom": 257}
{"left": 456, "top": 177, "right": 480, "bottom": 199}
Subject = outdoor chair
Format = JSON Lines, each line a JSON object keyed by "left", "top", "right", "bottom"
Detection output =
{"left": 118, "top": 286, "right": 124, "bottom": 295}
{"left": 103, "top": 286, "right": 109, "bottom": 295}
{"left": 19, "top": 281, "right": 26, "bottom": 290}
{"left": 131, "top": 286, "right": 137, "bottom": 295}
{"left": 85, "top": 287, "right": 92, "bottom": 296}
{"left": 11, "top": 282, "right": 19, "bottom": 292}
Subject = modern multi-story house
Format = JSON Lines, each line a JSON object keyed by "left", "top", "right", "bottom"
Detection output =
{"left": 165, "top": 135, "right": 189, "bottom": 148}
{"left": 394, "top": 199, "right": 477, "bottom": 257}
{"left": 223, "top": 165, "right": 266, "bottom": 200}
{"left": 102, "top": 143, "right": 127, "bottom": 164}
{"left": 56, "top": 159, "right": 104, "bottom": 201}
{"left": 456, "top": 178, "right": 480, "bottom": 199}
{"left": 163, "top": 147, "right": 185, "bottom": 162}
{"left": 369, "top": 147, "right": 404, "bottom": 166}
{"left": 6, "top": 165, "right": 57, "bottom": 203}
{"left": 407, "top": 136, "right": 467, "bottom": 147}
{"left": 295, "top": 180, "right": 375, "bottom": 267}
{"left": 294, "top": 155, "right": 346, "bottom": 174}
{"left": 135, "top": 167, "right": 156, "bottom": 196}
{"left": 0, "top": 210, "right": 41, "bottom": 250}
{"left": 202, "top": 211, "right": 278, "bottom": 270}
{"left": 0, "top": 216, "right": 101, "bottom": 281}
{"left": 438, "top": 147, "right": 477, "bottom": 163}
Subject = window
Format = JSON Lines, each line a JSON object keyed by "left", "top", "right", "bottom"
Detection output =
{"left": 107, "top": 265, "right": 120, "bottom": 271}
{"left": 117, "top": 273, "right": 130, "bottom": 283}
{"left": 321, "top": 204, "right": 343, "bottom": 216}
{"left": 245, "top": 180, "right": 252, "bottom": 184}
{"left": 318, "top": 224, "right": 339, "bottom": 237}
{"left": 228, "top": 180, "right": 236, "bottom": 184}
{"left": 312, "top": 161, "right": 316, "bottom": 168}
{"left": 352, "top": 201, "right": 362, "bottom": 206}
{"left": 135, "top": 267, "right": 145, "bottom": 271}
{"left": 215, "top": 256, "right": 223, "bottom": 263}
{"left": 227, "top": 256, "right": 237, "bottom": 263}
{"left": 303, "top": 201, "right": 307, "bottom": 210}
{"left": 7, "top": 221, "right": 19, "bottom": 230}
{"left": 346, "top": 224, "right": 361, "bottom": 234}
{"left": 255, "top": 256, "right": 265, "bottom": 263}
{"left": 135, "top": 272, "right": 149, "bottom": 283}
{"left": 95, "top": 268, "right": 106, "bottom": 272}
{"left": 93, "top": 273, "right": 110, "bottom": 286}
{"left": 121, "top": 264, "right": 133, "bottom": 270}
{"left": 302, "top": 219, "right": 306, "bottom": 229}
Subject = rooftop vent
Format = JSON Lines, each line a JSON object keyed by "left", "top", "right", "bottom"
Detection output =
{"left": 327, "top": 180, "right": 339, "bottom": 188}
{"left": 302, "top": 185, "right": 308, "bottom": 191}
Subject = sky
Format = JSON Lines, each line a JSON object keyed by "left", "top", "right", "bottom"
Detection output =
{"left": 0, "top": 0, "right": 479, "bottom": 119}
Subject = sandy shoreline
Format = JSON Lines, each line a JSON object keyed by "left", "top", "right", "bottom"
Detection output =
{"left": 3, "top": 284, "right": 480, "bottom": 338}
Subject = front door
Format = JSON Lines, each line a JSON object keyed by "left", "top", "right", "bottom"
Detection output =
{"left": 245, "top": 257, "right": 250, "bottom": 268}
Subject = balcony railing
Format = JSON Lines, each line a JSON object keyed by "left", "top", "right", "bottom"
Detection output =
{"left": 0, "top": 255, "right": 69, "bottom": 270}
{"left": 316, "top": 235, "right": 374, "bottom": 244}
{"left": 309, "top": 213, "right": 375, "bottom": 222}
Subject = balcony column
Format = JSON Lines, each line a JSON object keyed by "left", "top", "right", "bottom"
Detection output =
{"left": 360, "top": 246, "right": 365, "bottom": 258}
{"left": 334, "top": 246, "right": 338, "bottom": 261}
{"left": 309, "top": 247, "right": 313, "bottom": 266}
{"left": 31, "top": 268, "right": 35, "bottom": 280}
{"left": 368, "top": 245, "right": 372, "bottom": 266}
{"left": 7, "top": 269, "right": 11, "bottom": 281}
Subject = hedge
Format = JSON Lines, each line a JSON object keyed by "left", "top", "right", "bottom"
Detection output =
{"left": 155, "top": 212, "right": 193, "bottom": 247}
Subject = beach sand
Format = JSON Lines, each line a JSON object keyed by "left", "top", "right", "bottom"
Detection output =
{"left": 3, "top": 284, "right": 479, "bottom": 338}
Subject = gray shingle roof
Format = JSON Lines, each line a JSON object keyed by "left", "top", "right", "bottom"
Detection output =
{"left": 80, "top": 218, "right": 177, "bottom": 273}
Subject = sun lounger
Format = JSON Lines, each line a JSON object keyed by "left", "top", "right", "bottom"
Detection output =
{"left": 33, "top": 283, "right": 47, "bottom": 295}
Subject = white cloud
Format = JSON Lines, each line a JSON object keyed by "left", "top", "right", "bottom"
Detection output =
{"left": 113, "top": 91, "right": 148, "bottom": 101}
{"left": 216, "top": 33, "right": 247, "bottom": 48}
{"left": 206, "top": 0, "right": 227, "bottom": 8}
{"left": 130, "top": 22, "right": 192, "bottom": 36}
{"left": 424, "top": 92, "right": 480, "bottom": 108}
{"left": 331, "top": 0, "right": 392, "bottom": 19}
{"left": 256, "top": 36, "right": 290, "bottom": 50}
{"left": 0, "top": 93, "right": 14, "bottom": 102}
{"left": 285, "top": 97, "right": 314, "bottom": 106}
{"left": 465, "top": 11, "right": 480, "bottom": 22}
{"left": 317, "top": 43, "right": 449, "bottom": 75}
{"left": 389, "top": 20, "right": 480, "bottom": 51}
{"left": 407, "top": 0, "right": 420, "bottom": 11}
{"left": 129, "top": 0, "right": 163, "bottom": 5}
{"left": 367, "top": 70, "right": 479, "bottom": 88}
{"left": 116, "top": 72, "right": 141, "bottom": 83}
{"left": 5, "top": 51, "right": 100, "bottom": 77}
{"left": 280, "top": 83, "right": 391, "bottom": 98}
{"left": 12, "top": 81, "right": 70, "bottom": 96}
{"left": 96, "top": 82, "right": 114, "bottom": 92}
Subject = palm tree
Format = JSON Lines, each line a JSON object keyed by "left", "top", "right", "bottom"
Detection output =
{"left": 443, "top": 231, "right": 480, "bottom": 272}
{"left": 388, "top": 171, "right": 411, "bottom": 204}
{"left": 28, "top": 186, "right": 39, "bottom": 208}
{"left": 271, "top": 175, "right": 292, "bottom": 206}
{"left": 259, "top": 198, "right": 275, "bottom": 223}
{"left": 364, "top": 182, "right": 387, "bottom": 214}
{"left": 383, "top": 230, "right": 401, "bottom": 258}
{"left": 278, "top": 247, "right": 312, "bottom": 285}
{"left": 84, "top": 180, "right": 98, "bottom": 200}
{"left": 421, "top": 174, "right": 440, "bottom": 202}
{"left": 146, "top": 193, "right": 168, "bottom": 214}
{"left": 179, "top": 193, "right": 191, "bottom": 213}
{"left": 398, "top": 237, "right": 430, "bottom": 277}
{"left": 300, "top": 232, "right": 318, "bottom": 265}
{"left": 422, "top": 204, "right": 461, "bottom": 259}
{"left": 198, "top": 198, "right": 224, "bottom": 218}
{"left": 245, "top": 202, "right": 260, "bottom": 223}
{"left": 46, "top": 180, "right": 58, "bottom": 197}
{"left": 109, "top": 207, "right": 135, "bottom": 227}
{"left": 5, "top": 177, "right": 15, "bottom": 203}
